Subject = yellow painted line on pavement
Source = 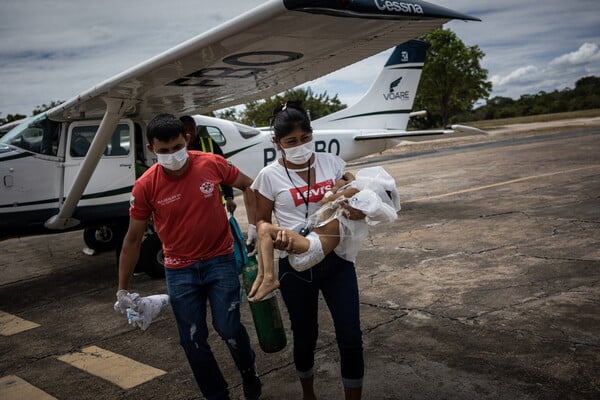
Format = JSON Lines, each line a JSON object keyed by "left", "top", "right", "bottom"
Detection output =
{"left": 57, "top": 345, "right": 166, "bottom": 389}
{"left": 0, "top": 375, "right": 57, "bottom": 400}
{"left": 408, "top": 165, "right": 600, "bottom": 203}
{"left": 0, "top": 310, "right": 40, "bottom": 336}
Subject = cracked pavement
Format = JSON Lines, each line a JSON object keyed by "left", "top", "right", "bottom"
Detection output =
{"left": 1, "top": 126, "right": 599, "bottom": 399}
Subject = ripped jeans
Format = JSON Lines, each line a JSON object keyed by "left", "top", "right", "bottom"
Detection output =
{"left": 165, "top": 253, "right": 255, "bottom": 400}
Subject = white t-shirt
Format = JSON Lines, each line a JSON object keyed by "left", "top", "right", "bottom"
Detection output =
{"left": 252, "top": 152, "right": 346, "bottom": 230}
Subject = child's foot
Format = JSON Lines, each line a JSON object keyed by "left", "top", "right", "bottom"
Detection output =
{"left": 248, "top": 274, "right": 263, "bottom": 299}
{"left": 249, "top": 278, "right": 280, "bottom": 302}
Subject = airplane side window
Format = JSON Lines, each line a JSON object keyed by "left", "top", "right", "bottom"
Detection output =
{"left": 70, "top": 127, "right": 95, "bottom": 157}
{"left": 70, "top": 124, "right": 130, "bottom": 158}
{"left": 205, "top": 126, "right": 226, "bottom": 146}
{"left": 107, "top": 125, "right": 130, "bottom": 156}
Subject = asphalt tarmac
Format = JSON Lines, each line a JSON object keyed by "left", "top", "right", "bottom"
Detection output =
{"left": 1, "top": 124, "right": 599, "bottom": 400}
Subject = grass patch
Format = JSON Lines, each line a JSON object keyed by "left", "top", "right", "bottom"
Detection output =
{"left": 460, "top": 109, "right": 600, "bottom": 130}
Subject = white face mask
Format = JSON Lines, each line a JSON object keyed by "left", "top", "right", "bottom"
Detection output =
{"left": 156, "top": 146, "right": 189, "bottom": 171}
{"left": 283, "top": 140, "right": 314, "bottom": 165}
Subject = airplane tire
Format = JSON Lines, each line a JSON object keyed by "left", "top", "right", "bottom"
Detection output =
{"left": 140, "top": 233, "right": 165, "bottom": 279}
{"left": 84, "top": 225, "right": 118, "bottom": 253}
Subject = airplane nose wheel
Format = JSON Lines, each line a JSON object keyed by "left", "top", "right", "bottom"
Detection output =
{"left": 140, "top": 233, "right": 165, "bottom": 278}
{"left": 83, "top": 225, "right": 118, "bottom": 252}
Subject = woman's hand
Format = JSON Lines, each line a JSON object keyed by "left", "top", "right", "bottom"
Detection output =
{"left": 341, "top": 201, "right": 366, "bottom": 220}
{"left": 273, "top": 230, "right": 296, "bottom": 252}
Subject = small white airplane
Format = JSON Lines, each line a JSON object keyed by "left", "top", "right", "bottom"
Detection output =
{"left": 223, "top": 40, "right": 484, "bottom": 180}
{"left": 0, "top": 0, "right": 479, "bottom": 276}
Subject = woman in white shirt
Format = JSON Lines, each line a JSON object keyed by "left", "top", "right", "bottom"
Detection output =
{"left": 252, "top": 102, "right": 364, "bottom": 400}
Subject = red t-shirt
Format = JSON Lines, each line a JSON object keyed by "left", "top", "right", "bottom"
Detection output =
{"left": 129, "top": 151, "right": 239, "bottom": 268}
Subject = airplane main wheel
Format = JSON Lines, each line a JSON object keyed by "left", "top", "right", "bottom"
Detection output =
{"left": 84, "top": 225, "right": 118, "bottom": 253}
{"left": 140, "top": 233, "right": 165, "bottom": 279}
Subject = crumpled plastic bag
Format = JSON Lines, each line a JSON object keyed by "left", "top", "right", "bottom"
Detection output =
{"left": 345, "top": 166, "right": 400, "bottom": 225}
{"left": 114, "top": 293, "right": 170, "bottom": 331}
{"left": 347, "top": 189, "right": 398, "bottom": 225}
{"left": 353, "top": 166, "right": 401, "bottom": 212}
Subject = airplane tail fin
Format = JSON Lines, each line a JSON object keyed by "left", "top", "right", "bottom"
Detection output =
{"left": 311, "top": 40, "right": 428, "bottom": 131}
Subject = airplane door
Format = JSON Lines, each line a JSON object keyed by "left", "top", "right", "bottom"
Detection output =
{"left": 63, "top": 120, "right": 135, "bottom": 222}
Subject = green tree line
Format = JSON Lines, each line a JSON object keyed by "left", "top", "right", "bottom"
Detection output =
{"left": 457, "top": 76, "right": 600, "bottom": 123}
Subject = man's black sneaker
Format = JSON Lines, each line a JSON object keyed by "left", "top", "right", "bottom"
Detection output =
{"left": 242, "top": 370, "right": 262, "bottom": 400}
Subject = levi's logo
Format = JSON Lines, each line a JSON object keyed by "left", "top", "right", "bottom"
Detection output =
{"left": 289, "top": 179, "right": 334, "bottom": 207}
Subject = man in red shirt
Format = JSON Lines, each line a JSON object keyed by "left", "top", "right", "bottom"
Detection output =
{"left": 117, "top": 114, "right": 261, "bottom": 400}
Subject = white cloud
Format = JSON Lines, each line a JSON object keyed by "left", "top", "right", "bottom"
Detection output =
{"left": 490, "top": 42, "right": 600, "bottom": 98}
{"left": 491, "top": 66, "right": 539, "bottom": 87}
{"left": 550, "top": 42, "right": 600, "bottom": 67}
{"left": 1, "top": 0, "right": 600, "bottom": 115}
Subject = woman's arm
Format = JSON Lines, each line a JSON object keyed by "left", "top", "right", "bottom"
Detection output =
{"left": 255, "top": 191, "right": 299, "bottom": 252}
{"left": 255, "top": 191, "right": 274, "bottom": 225}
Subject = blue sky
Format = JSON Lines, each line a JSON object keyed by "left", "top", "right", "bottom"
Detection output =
{"left": 1, "top": 0, "right": 599, "bottom": 117}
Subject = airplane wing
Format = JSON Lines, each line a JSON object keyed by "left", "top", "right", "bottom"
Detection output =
{"left": 353, "top": 125, "right": 488, "bottom": 141}
{"left": 40, "top": 0, "right": 479, "bottom": 230}
{"left": 47, "top": 0, "right": 478, "bottom": 122}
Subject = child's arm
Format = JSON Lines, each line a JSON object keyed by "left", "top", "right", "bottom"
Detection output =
{"left": 323, "top": 187, "right": 360, "bottom": 203}
{"left": 322, "top": 172, "right": 356, "bottom": 204}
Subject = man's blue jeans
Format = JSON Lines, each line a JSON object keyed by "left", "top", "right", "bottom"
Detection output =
{"left": 165, "top": 253, "right": 255, "bottom": 400}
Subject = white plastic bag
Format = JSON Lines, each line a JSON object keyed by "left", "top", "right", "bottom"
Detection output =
{"left": 114, "top": 293, "right": 170, "bottom": 331}
{"left": 348, "top": 189, "right": 398, "bottom": 225}
{"left": 353, "top": 166, "right": 401, "bottom": 212}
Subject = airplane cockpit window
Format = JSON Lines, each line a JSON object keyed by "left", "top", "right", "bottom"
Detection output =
{"left": 0, "top": 114, "right": 61, "bottom": 156}
{"left": 234, "top": 122, "right": 260, "bottom": 139}
{"left": 70, "top": 124, "right": 130, "bottom": 158}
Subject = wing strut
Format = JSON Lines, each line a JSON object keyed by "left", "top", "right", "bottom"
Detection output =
{"left": 45, "top": 98, "right": 134, "bottom": 230}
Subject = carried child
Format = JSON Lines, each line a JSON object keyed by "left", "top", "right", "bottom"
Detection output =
{"left": 248, "top": 166, "right": 400, "bottom": 301}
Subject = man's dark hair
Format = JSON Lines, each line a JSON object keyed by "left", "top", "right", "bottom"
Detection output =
{"left": 146, "top": 114, "right": 185, "bottom": 144}
{"left": 271, "top": 100, "right": 312, "bottom": 140}
{"left": 179, "top": 115, "right": 195, "bottom": 127}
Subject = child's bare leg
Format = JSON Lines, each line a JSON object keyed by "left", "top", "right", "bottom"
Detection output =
{"left": 250, "top": 223, "right": 310, "bottom": 301}
{"left": 248, "top": 222, "right": 274, "bottom": 299}
{"left": 249, "top": 223, "right": 283, "bottom": 301}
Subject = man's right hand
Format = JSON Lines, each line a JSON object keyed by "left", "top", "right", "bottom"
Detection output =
{"left": 115, "top": 289, "right": 139, "bottom": 313}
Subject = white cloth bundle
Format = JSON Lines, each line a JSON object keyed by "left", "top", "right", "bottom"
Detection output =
{"left": 114, "top": 292, "right": 170, "bottom": 331}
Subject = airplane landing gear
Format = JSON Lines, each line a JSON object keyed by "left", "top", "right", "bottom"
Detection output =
{"left": 114, "top": 225, "right": 164, "bottom": 279}
{"left": 83, "top": 225, "right": 120, "bottom": 252}
{"left": 139, "top": 233, "right": 165, "bottom": 278}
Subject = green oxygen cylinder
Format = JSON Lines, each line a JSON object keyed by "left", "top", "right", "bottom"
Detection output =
{"left": 241, "top": 256, "right": 287, "bottom": 353}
